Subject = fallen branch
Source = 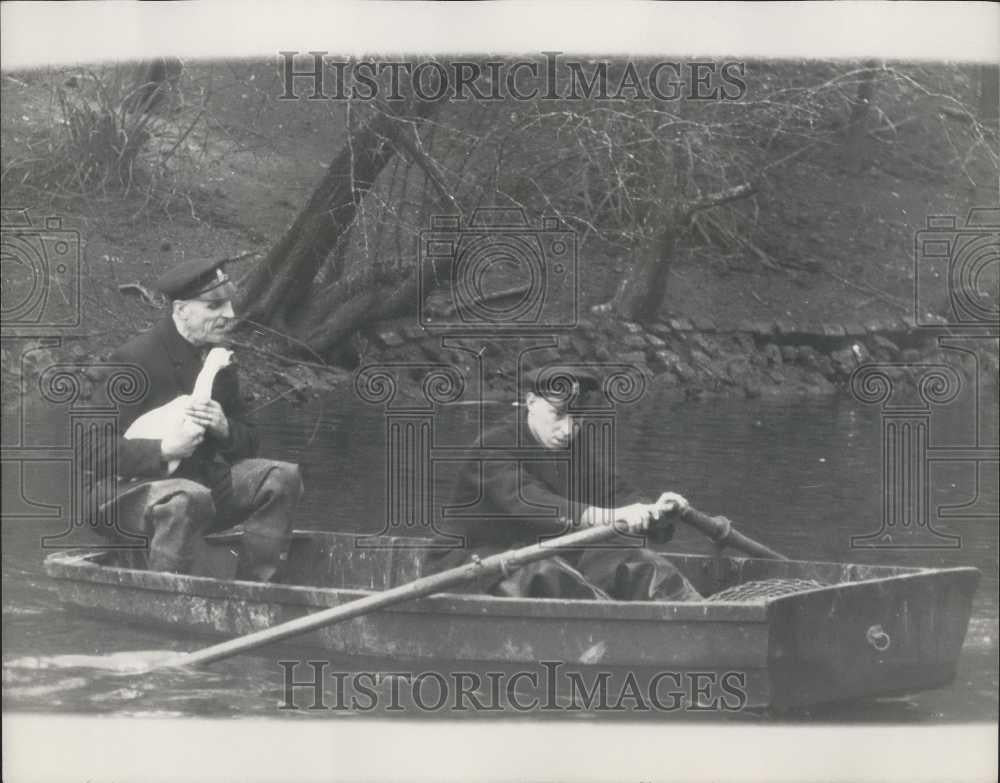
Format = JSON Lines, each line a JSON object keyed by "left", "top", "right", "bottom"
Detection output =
{"left": 686, "top": 182, "right": 756, "bottom": 216}
{"left": 699, "top": 211, "right": 782, "bottom": 271}
{"left": 117, "top": 282, "right": 163, "bottom": 307}
{"left": 737, "top": 235, "right": 782, "bottom": 272}
{"left": 226, "top": 336, "right": 347, "bottom": 376}
{"left": 939, "top": 106, "right": 977, "bottom": 125}
{"left": 229, "top": 320, "right": 342, "bottom": 374}
{"left": 761, "top": 140, "right": 823, "bottom": 173}
{"left": 387, "top": 122, "right": 461, "bottom": 212}
{"left": 427, "top": 283, "right": 533, "bottom": 317}
{"left": 159, "top": 105, "right": 206, "bottom": 168}
{"left": 818, "top": 267, "right": 909, "bottom": 312}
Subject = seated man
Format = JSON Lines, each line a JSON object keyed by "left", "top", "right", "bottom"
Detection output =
{"left": 85, "top": 257, "right": 303, "bottom": 581}
{"left": 427, "top": 366, "right": 702, "bottom": 601}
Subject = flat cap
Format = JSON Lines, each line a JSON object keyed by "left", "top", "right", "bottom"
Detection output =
{"left": 521, "top": 364, "right": 601, "bottom": 403}
{"left": 154, "top": 257, "right": 237, "bottom": 301}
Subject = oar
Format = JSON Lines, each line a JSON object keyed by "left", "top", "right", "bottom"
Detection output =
{"left": 144, "top": 501, "right": 786, "bottom": 672}
{"left": 676, "top": 506, "right": 788, "bottom": 561}
{"left": 148, "top": 503, "right": 686, "bottom": 671}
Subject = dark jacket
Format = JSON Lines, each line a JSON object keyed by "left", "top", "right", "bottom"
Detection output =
{"left": 435, "top": 412, "right": 650, "bottom": 552}
{"left": 83, "top": 316, "right": 257, "bottom": 517}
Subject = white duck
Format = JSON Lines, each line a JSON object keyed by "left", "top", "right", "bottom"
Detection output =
{"left": 125, "top": 347, "right": 234, "bottom": 474}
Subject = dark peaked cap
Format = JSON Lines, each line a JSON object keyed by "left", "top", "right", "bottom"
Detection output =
{"left": 521, "top": 365, "right": 601, "bottom": 403}
{"left": 154, "top": 257, "right": 237, "bottom": 301}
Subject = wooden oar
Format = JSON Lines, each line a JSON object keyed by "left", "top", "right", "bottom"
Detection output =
{"left": 150, "top": 503, "right": 690, "bottom": 671}
{"left": 146, "top": 501, "right": 784, "bottom": 671}
{"left": 677, "top": 506, "right": 788, "bottom": 561}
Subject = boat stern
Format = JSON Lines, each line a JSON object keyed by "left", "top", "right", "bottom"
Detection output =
{"left": 764, "top": 567, "right": 981, "bottom": 709}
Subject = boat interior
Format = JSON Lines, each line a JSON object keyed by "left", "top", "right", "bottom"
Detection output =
{"left": 83, "top": 528, "right": 928, "bottom": 598}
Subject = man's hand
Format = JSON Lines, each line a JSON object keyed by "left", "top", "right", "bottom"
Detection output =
{"left": 614, "top": 503, "right": 661, "bottom": 534}
{"left": 580, "top": 493, "right": 688, "bottom": 534}
{"left": 184, "top": 399, "right": 230, "bottom": 440}
{"left": 614, "top": 493, "right": 689, "bottom": 533}
{"left": 581, "top": 503, "right": 657, "bottom": 533}
{"left": 160, "top": 422, "right": 205, "bottom": 461}
{"left": 654, "top": 491, "right": 689, "bottom": 517}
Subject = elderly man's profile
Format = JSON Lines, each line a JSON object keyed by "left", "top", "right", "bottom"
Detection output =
{"left": 84, "top": 256, "right": 303, "bottom": 581}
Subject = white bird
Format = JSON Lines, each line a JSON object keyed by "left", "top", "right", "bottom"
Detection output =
{"left": 125, "top": 347, "right": 234, "bottom": 474}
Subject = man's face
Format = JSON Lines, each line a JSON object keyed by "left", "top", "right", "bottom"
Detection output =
{"left": 173, "top": 298, "right": 235, "bottom": 345}
{"left": 525, "top": 392, "right": 575, "bottom": 449}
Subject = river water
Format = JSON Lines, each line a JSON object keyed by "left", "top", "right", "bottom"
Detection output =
{"left": 2, "top": 385, "right": 997, "bottom": 721}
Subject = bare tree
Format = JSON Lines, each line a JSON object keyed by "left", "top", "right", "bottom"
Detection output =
{"left": 240, "top": 97, "right": 441, "bottom": 335}
{"left": 233, "top": 60, "right": 998, "bottom": 353}
{"left": 843, "top": 59, "right": 880, "bottom": 172}
{"left": 978, "top": 64, "right": 999, "bottom": 127}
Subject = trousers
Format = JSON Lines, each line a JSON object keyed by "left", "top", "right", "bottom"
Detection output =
{"left": 429, "top": 545, "right": 703, "bottom": 601}
{"left": 106, "top": 459, "right": 303, "bottom": 581}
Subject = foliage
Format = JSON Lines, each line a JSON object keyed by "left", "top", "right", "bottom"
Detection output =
{"left": 237, "top": 58, "right": 997, "bottom": 343}
{"left": 2, "top": 64, "right": 209, "bottom": 214}
{"left": 334, "top": 60, "right": 996, "bottom": 282}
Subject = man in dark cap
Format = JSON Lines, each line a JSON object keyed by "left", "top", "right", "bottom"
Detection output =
{"left": 85, "top": 257, "right": 303, "bottom": 580}
{"left": 427, "top": 365, "right": 702, "bottom": 601}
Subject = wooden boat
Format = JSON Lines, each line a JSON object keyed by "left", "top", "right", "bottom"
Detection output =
{"left": 43, "top": 530, "right": 980, "bottom": 710}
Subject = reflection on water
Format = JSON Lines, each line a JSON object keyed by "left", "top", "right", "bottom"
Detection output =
{"left": 3, "top": 386, "right": 998, "bottom": 720}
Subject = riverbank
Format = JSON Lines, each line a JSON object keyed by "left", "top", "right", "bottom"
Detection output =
{"left": 2, "top": 62, "right": 997, "bottom": 412}
{"left": 6, "top": 308, "right": 994, "bottom": 427}
{"left": 357, "top": 310, "right": 997, "bottom": 406}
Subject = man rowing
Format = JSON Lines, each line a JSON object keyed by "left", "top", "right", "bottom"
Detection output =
{"left": 84, "top": 257, "right": 303, "bottom": 581}
{"left": 427, "top": 365, "right": 703, "bottom": 601}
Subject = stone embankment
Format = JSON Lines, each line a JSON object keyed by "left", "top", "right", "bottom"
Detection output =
{"left": 7, "top": 313, "right": 994, "bottom": 411}
{"left": 366, "top": 312, "right": 993, "bottom": 401}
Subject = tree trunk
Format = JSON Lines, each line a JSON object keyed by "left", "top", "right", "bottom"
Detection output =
{"left": 305, "top": 236, "right": 451, "bottom": 354}
{"left": 127, "top": 58, "right": 182, "bottom": 115}
{"left": 616, "top": 205, "right": 683, "bottom": 323}
{"left": 978, "top": 64, "right": 999, "bottom": 132}
{"left": 843, "top": 60, "right": 879, "bottom": 173}
{"left": 615, "top": 136, "right": 685, "bottom": 323}
{"left": 615, "top": 179, "right": 755, "bottom": 323}
{"left": 240, "top": 99, "right": 441, "bottom": 330}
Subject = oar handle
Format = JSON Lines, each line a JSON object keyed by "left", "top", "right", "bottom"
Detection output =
{"left": 679, "top": 506, "right": 788, "bottom": 561}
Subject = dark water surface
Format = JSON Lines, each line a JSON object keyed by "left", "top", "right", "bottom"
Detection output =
{"left": 3, "top": 387, "right": 997, "bottom": 721}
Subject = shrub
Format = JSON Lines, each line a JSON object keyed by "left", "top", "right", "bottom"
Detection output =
{"left": 3, "top": 62, "right": 195, "bottom": 201}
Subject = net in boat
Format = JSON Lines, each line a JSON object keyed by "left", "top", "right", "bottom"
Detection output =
{"left": 706, "top": 578, "right": 828, "bottom": 602}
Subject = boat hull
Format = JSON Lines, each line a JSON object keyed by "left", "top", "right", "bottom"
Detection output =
{"left": 42, "top": 531, "right": 980, "bottom": 710}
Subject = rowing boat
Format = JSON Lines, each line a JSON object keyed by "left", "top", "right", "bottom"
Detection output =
{"left": 43, "top": 530, "right": 979, "bottom": 710}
